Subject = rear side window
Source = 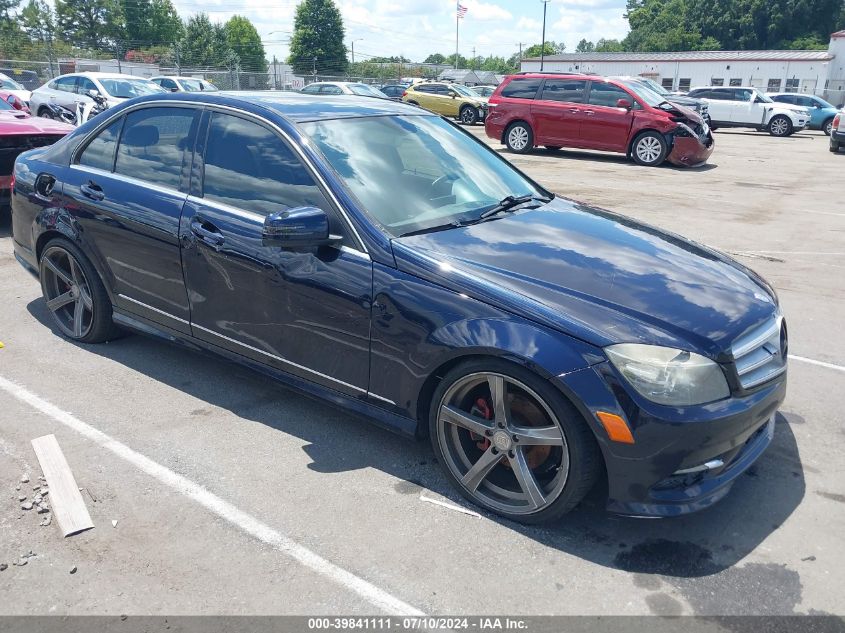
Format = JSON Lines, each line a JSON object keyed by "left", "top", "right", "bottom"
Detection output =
{"left": 500, "top": 78, "right": 541, "bottom": 100}
{"left": 78, "top": 118, "right": 123, "bottom": 171}
{"left": 772, "top": 95, "right": 794, "bottom": 104}
{"left": 114, "top": 107, "right": 195, "bottom": 189}
{"left": 320, "top": 85, "right": 343, "bottom": 95}
{"left": 55, "top": 76, "right": 77, "bottom": 92}
{"left": 414, "top": 84, "right": 435, "bottom": 93}
{"left": 202, "top": 113, "right": 331, "bottom": 215}
{"left": 540, "top": 79, "right": 587, "bottom": 103}
{"left": 588, "top": 82, "right": 630, "bottom": 107}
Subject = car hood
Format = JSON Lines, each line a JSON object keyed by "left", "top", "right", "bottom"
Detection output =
{"left": 666, "top": 95, "right": 703, "bottom": 108}
{"left": 0, "top": 112, "right": 74, "bottom": 134}
{"left": 391, "top": 197, "right": 777, "bottom": 359}
{"left": 772, "top": 102, "right": 808, "bottom": 114}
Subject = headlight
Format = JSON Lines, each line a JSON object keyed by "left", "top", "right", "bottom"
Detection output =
{"left": 605, "top": 344, "right": 730, "bottom": 406}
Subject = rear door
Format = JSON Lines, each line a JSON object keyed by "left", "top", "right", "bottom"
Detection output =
{"left": 63, "top": 105, "right": 200, "bottom": 332}
{"left": 51, "top": 76, "right": 79, "bottom": 109}
{"left": 531, "top": 78, "right": 587, "bottom": 146}
{"left": 579, "top": 81, "right": 634, "bottom": 151}
{"left": 180, "top": 110, "right": 373, "bottom": 396}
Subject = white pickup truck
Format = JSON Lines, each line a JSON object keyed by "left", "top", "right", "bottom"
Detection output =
{"left": 686, "top": 86, "right": 810, "bottom": 137}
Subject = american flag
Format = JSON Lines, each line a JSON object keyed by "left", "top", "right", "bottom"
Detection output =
{"left": 457, "top": 3, "right": 468, "bottom": 18}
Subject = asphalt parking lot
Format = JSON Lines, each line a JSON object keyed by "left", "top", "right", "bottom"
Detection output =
{"left": 1, "top": 128, "right": 843, "bottom": 617}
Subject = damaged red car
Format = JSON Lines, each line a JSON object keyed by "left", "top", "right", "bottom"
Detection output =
{"left": 485, "top": 73, "right": 714, "bottom": 167}
{"left": 0, "top": 98, "right": 72, "bottom": 213}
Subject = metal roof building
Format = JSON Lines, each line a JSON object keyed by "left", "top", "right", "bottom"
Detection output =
{"left": 520, "top": 32, "right": 845, "bottom": 103}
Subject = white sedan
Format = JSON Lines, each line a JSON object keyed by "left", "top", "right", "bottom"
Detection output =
{"left": 29, "top": 72, "right": 165, "bottom": 118}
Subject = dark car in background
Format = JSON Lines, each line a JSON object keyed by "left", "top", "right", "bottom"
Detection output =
{"left": 378, "top": 84, "right": 406, "bottom": 100}
{"left": 486, "top": 73, "right": 714, "bottom": 166}
{"left": 12, "top": 92, "right": 784, "bottom": 522}
{"left": 612, "top": 76, "right": 711, "bottom": 124}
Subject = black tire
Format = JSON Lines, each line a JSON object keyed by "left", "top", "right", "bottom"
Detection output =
{"left": 428, "top": 358, "right": 602, "bottom": 524}
{"left": 831, "top": 141, "right": 841, "bottom": 153}
{"left": 459, "top": 105, "right": 478, "bottom": 125}
{"left": 544, "top": 145, "right": 562, "bottom": 151}
{"left": 39, "top": 238, "right": 120, "bottom": 344}
{"left": 504, "top": 121, "right": 533, "bottom": 154}
{"left": 37, "top": 106, "right": 52, "bottom": 119}
{"left": 631, "top": 131, "right": 668, "bottom": 166}
{"left": 768, "top": 115, "right": 793, "bottom": 137}
{"left": 823, "top": 118, "right": 834, "bottom": 136}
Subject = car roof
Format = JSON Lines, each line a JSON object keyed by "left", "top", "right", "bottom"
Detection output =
{"left": 690, "top": 86, "right": 756, "bottom": 90}
{"left": 128, "top": 91, "right": 429, "bottom": 123}
{"left": 152, "top": 76, "right": 208, "bottom": 81}
{"left": 57, "top": 72, "right": 152, "bottom": 80}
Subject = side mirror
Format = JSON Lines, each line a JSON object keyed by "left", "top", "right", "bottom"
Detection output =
{"left": 616, "top": 98, "right": 632, "bottom": 109}
{"left": 449, "top": 91, "right": 457, "bottom": 98}
{"left": 262, "top": 207, "right": 340, "bottom": 248}
{"left": 87, "top": 89, "right": 99, "bottom": 99}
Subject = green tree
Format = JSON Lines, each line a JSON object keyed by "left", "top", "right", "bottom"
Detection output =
{"left": 288, "top": 0, "right": 347, "bottom": 75}
{"left": 224, "top": 15, "right": 266, "bottom": 72}
{"left": 522, "top": 41, "right": 565, "bottom": 58}
{"left": 424, "top": 53, "right": 446, "bottom": 64}
{"left": 121, "top": 0, "right": 182, "bottom": 46}
{"left": 575, "top": 38, "right": 595, "bottom": 53}
{"left": 595, "top": 38, "right": 626, "bottom": 51}
{"left": 56, "top": 0, "right": 123, "bottom": 50}
{"left": 20, "top": 0, "right": 55, "bottom": 44}
{"left": 178, "top": 13, "right": 233, "bottom": 68}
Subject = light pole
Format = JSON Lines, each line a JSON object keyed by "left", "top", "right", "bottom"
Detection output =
{"left": 540, "top": 0, "right": 551, "bottom": 72}
{"left": 349, "top": 38, "right": 363, "bottom": 64}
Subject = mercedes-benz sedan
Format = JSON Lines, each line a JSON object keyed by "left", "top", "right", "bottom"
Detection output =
{"left": 11, "top": 93, "right": 786, "bottom": 523}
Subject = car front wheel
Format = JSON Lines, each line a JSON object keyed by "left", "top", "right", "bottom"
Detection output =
{"left": 823, "top": 118, "right": 834, "bottom": 136}
{"left": 460, "top": 106, "right": 478, "bottom": 125}
{"left": 40, "top": 238, "right": 119, "bottom": 343}
{"left": 632, "top": 131, "right": 668, "bottom": 166}
{"left": 429, "top": 359, "right": 601, "bottom": 523}
{"left": 768, "top": 115, "right": 793, "bottom": 137}
{"left": 505, "top": 122, "right": 533, "bottom": 154}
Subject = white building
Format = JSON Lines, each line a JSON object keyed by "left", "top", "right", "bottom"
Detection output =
{"left": 521, "top": 30, "right": 845, "bottom": 103}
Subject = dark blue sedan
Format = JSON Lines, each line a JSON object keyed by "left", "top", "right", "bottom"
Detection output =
{"left": 10, "top": 92, "right": 787, "bottom": 522}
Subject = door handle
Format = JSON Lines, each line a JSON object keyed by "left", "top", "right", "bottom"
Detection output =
{"left": 80, "top": 181, "right": 104, "bottom": 201}
{"left": 584, "top": 110, "right": 595, "bottom": 116}
{"left": 190, "top": 219, "right": 225, "bottom": 247}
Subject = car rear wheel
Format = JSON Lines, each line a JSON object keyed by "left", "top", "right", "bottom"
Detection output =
{"left": 505, "top": 122, "right": 533, "bottom": 154}
{"left": 40, "top": 239, "right": 119, "bottom": 344}
{"left": 768, "top": 115, "right": 792, "bottom": 137}
{"left": 632, "top": 131, "right": 667, "bottom": 166}
{"left": 429, "top": 359, "right": 601, "bottom": 523}
{"left": 831, "top": 141, "right": 841, "bottom": 153}
{"left": 823, "top": 118, "right": 834, "bottom": 136}
{"left": 460, "top": 106, "right": 478, "bottom": 125}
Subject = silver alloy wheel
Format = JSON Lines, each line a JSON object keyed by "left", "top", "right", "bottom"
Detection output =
{"left": 40, "top": 246, "right": 94, "bottom": 339}
{"left": 508, "top": 126, "right": 529, "bottom": 151}
{"left": 461, "top": 107, "right": 477, "bottom": 124}
{"left": 635, "top": 135, "right": 663, "bottom": 164}
{"left": 436, "top": 372, "right": 570, "bottom": 515}
{"left": 770, "top": 117, "right": 789, "bottom": 136}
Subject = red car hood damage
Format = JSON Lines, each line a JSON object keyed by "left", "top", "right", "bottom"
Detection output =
{"left": 0, "top": 112, "right": 74, "bottom": 135}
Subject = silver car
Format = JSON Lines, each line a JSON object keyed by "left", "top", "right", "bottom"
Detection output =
{"left": 30, "top": 72, "right": 165, "bottom": 118}
{"left": 150, "top": 76, "right": 219, "bottom": 92}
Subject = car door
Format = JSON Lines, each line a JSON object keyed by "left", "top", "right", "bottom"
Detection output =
{"left": 63, "top": 105, "right": 200, "bottom": 333}
{"left": 730, "top": 88, "right": 763, "bottom": 124}
{"left": 437, "top": 84, "right": 461, "bottom": 117}
{"left": 531, "top": 78, "right": 587, "bottom": 146}
{"left": 579, "top": 81, "right": 634, "bottom": 151}
{"left": 180, "top": 110, "right": 373, "bottom": 397}
{"left": 50, "top": 76, "right": 79, "bottom": 109}
{"left": 411, "top": 84, "right": 437, "bottom": 111}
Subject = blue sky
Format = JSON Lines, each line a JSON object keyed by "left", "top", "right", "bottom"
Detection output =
{"left": 171, "top": 0, "right": 630, "bottom": 64}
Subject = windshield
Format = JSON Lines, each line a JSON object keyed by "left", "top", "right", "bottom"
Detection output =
{"left": 450, "top": 84, "right": 477, "bottom": 98}
{"left": 0, "top": 76, "right": 24, "bottom": 90}
{"left": 618, "top": 80, "right": 665, "bottom": 107}
{"left": 99, "top": 78, "right": 165, "bottom": 99}
{"left": 0, "top": 97, "right": 14, "bottom": 110}
{"left": 349, "top": 84, "right": 386, "bottom": 98}
{"left": 639, "top": 78, "right": 669, "bottom": 96}
{"left": 301, "top": 115, "right": 545, "bottom": 237}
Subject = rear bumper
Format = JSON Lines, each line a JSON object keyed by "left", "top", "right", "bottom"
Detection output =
{"left": 832, "top": 130, "right": 845, "bottom": 145}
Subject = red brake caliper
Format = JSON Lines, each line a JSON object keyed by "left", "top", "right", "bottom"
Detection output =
{"left": 470, "top": 397, "right": 493, "bottom": 451}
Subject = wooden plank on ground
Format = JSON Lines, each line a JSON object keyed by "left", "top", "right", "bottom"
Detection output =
{"left": 31, "top": 434, "right": 94, "bottom": 537}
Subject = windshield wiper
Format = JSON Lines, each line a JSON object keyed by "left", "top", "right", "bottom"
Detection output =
{"left": 478, "top": 194, "right": 546, "bottom": 221}
{"left": 398, "top": 220, "right": 468, "bottom": 238}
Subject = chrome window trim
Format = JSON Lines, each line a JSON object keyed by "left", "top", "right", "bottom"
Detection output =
{"left": 368, "top": 392, "right": 397, "bottom": 405}
{"left": 69, "top": 164, "right": 185, "bottom": 198}
{"left": 68, "top": 99, "right": 369, "bottom": 256}
{"left": 192, "top": 323, "right": 367, "bottom": 394}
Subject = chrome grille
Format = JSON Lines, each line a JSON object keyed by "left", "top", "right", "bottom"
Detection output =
{"left": 731, "top": 316, "right": 787, "bottom": 390}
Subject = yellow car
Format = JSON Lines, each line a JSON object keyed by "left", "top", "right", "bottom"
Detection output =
{"left": 402, "top": 82, "right": 488, "bottom": 125}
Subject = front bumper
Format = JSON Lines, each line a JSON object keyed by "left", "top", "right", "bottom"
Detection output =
{"left": 667, "top": 132, "right": 715, "bottom": 167}
{"left": 559, "top": 362, "right": 786, "bottom": 517}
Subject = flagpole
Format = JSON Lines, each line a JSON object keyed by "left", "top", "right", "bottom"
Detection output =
{"left": 455, "top": 5, "right": 459, "bottom": 69}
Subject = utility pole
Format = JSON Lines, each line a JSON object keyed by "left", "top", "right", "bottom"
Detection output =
{"left": 312, "top": 56, "right": 317, "bottom": 78}
{"left": 540, "top": 0, "right": 550, "bottom": 72}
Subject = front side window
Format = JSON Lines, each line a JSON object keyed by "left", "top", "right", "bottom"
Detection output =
{"left": 77, "top": 77, "right": 97, "bottom": 95}
{"left": 301, "top": 84, "right": 321, "bottom": 94}
{"left": 202, "top": 113, "right": 330, "bottom": 215}
{"left": 302, "top": 114, "right": 545, "bottom": 237}
{"left": 99, "top": 77, "right": 164, "bottom": 99}
{"left": 114, "top": 107, "right": 195, "bottom": 189}
{"left": 540, "top": 79, "right": 587, "bottom": 103}
{"left": 321, "top": 84, "right": 343, "bottom": 95}
{"left": 55, "top": 76, "right": 77, "bottom": 92}
{"left": 588, "top": 82, "right": 631, "bottom": 107}
{"left": 734, "top": 88, "right": 754, "bottom": 101}
{"left": 500, "top": 78, "right": 541, "bottom": 100}
{"left": 78, "top": 118, "right": 124, "bottom": 171}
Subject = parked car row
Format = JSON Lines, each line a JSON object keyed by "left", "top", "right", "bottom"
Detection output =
{"left": 686, "top": 87, "right": 810, "bottom": 136}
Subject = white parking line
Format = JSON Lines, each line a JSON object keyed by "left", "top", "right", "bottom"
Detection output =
{"left": 789, "top": 355, "right": 845, "bottom": 373}
{"left": 0, "top": 374, "right": 425, "bottom": 616}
